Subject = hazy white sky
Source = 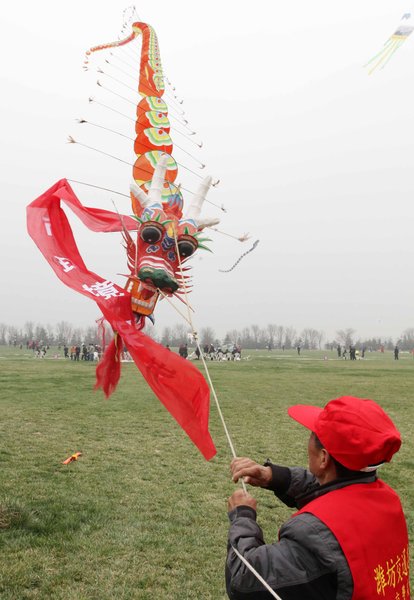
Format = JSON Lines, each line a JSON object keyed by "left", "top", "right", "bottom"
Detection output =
{"left": 1, "top": 0, "right": 414, "bottom": 342}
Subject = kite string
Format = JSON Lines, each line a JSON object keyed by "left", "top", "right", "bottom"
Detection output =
{"left": 231, "top": 546, "right": 283, "bottom": 600}
{"left": 168, "top": 240, "right": 285, "bottom": 598}
{"left": 172, "top": 234, "right": 246, "bottom": 492}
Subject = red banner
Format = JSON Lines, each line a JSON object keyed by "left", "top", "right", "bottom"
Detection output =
{"left": 27, "top": 179, "right": 216, "bottom": 460}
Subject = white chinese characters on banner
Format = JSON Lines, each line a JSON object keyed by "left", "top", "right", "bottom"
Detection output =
{"left": 82, "top": 280, "right": 125, "bottom": 300}
{"left": 42, "top": 216, "right": 52, "bottom": 236}
{"left": 54, "top": 256, "right": 76, "bottom": 273}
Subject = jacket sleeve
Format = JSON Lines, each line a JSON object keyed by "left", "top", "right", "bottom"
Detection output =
{"left": 265, "top": 464, "right": 319, "bottom": 508}
{"left": 226, "top": 507, "right": 352, "bottom": 600}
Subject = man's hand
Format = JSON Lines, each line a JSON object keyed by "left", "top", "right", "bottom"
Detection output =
{"left": 228, "top": 489, "right": 257, "bottom": 512}
{"left": 231, "top": 457, "right": 272, "bottom": 488}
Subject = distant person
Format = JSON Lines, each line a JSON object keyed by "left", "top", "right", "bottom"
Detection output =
{"left": 337, "top": 344, "right": 341, "bottom": 358}
{"left": 394, "top": 346, "right": 399, "bottom": 360}
{"left": 297, "top": 344, "right": 301, "bottom": 356}
{"left": 63, "top": 345, "right": 69, "bottom": 358}
{"left": 178, "top": 343, "right": 188, "bottom": 359}
{"left": 361, "top": 346, "right": 366, "bottom": 359}
{"left": 195, "top": 346, "right": 200, "bottom": 360}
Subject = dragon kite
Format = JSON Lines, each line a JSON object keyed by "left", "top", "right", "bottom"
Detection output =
{"left": 27, "top": 21, "right": 218, "bottom": 460}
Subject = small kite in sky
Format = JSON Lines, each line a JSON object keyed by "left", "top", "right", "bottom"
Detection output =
{"left": 366, "top": 12, "right": 414, "bottom": 73}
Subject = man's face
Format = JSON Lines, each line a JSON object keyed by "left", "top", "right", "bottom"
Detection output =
{"left": 307, "top": 432, "right": 324, "bottom": 478}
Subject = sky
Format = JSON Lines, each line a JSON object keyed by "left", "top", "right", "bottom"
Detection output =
{"left": 1, "top": 0, "right": 414, "bottom": 342}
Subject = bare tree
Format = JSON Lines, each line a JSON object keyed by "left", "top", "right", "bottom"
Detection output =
{"left": 34, "top": 324, "right": 47, "bottom": 344}
{"left": 84, "top": 326, "right": 99, "bottom": 345}
{"left": 143, "top": 325, "right": 159, "bottom": 342}
{"left": 266, "top": 324, "right": 277, "bottom": 349}
{"left": 0, "top": 323, "right": 7, "bottom": 344}
{"left": 70, "top": 327, "right": 84, "bottom": 344}
{"left": 46, "top": 324, "right": 55, "bottom": 345}
{"left": 284, "top": 327, "right": 296, "bottom": 349}
{"left": 336, "top": 328, "right": 355, "bottom": 347}
{"left": 172, "top": 323, "right": 190, "bottom": 345}
{"left": 258, "top": 327, "right": 268, "bottom": 349}
{"left": 275, "top": 325, "right": 285, "bottom": 349}
{"left": 251, "top": 324, "right": 261, "bottom": 348}
{"left": 24, "top": 321, "right": 35, "bottom": 341}
{"left": 7, "top": 325, "right": 21, "bottom": 344}
{"left": 200, "top": 326, "right": 215, "bottom": 346}
{"left": 56, "top": 321, "right": 73, "bottom": 344}
{"left": 316, "top": 330, "right": 325, "bottom": 350}
{"left": 160, "top": 326, "right": 172, "bottom": 346}
{"left": 240, "top": 327, "right": 253, "bottom": 348}
{"left": 301, "top": 328, "right": 320, "bottom": 350}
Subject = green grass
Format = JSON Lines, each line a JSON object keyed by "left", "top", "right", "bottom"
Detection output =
{"left": 0, "top": 346, "right": 413, "bottom": 598}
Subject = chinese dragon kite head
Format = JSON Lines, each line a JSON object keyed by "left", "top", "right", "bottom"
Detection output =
{"left": 86, "top": 22, "right": 219, "bottom": 319}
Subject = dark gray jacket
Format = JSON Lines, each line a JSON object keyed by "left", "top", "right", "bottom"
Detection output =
{"left": 226, "top": 465, "right": 377, "bottom": 599}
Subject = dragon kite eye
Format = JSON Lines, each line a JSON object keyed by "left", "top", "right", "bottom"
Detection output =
{"left": 140, "top": 224, "right": 163, "bottom": 244}
{"left": 177, "top": 237, "right": 198, "bottom": 258}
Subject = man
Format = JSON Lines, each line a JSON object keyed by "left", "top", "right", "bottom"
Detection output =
{"left": 226, "top": 396, "right": 409, "bottom": 599}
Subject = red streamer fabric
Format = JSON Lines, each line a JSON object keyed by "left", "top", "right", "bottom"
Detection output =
{"left": 27, "top": 179, "right": 216, "bottom": 460}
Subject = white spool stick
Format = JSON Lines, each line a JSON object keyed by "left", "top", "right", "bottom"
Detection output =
{"left": 231, "top": 546, "right": 283, "bottom": 600}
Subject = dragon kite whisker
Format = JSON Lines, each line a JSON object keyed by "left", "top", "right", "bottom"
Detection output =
{"left": 67, "top": 179, "right": 130, "bottom": 198}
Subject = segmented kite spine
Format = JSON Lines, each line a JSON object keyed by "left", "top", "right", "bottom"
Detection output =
{"left": 86, "top": 22, "right": 180, "bottom": 216}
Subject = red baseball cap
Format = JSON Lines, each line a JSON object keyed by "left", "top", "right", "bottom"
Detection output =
{"left": 288, "top": 396, "right": 401, "bottom": 471}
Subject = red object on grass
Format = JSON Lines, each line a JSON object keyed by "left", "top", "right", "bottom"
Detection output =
{"left": 62, "top": 452, "right": 82, "bottom": 465}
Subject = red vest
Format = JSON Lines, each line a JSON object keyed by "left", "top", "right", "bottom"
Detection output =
{"left": 297, "top": 480, "right": 410, "bottom": 599}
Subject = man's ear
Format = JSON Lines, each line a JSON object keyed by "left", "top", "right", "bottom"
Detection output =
{"left": 320, "top": 448, "right": 331, "bottom": 469}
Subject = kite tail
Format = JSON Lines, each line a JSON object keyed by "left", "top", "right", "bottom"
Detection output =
{"left": 219, "top": 240, "right": 260, "bottom": 273}
{"left": 95, "top": 334, "right": 123, "bottom": 398}
{"left": 85, "top": 31, "right": 136, "bottom": 62}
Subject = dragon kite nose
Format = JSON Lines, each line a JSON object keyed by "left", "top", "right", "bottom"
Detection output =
{"left": 138, "top": 267, "right": 179, "bottom": 292}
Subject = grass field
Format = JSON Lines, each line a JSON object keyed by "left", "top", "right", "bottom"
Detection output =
{"left": 0, "top": 345, "right": 413, "bottom": 598}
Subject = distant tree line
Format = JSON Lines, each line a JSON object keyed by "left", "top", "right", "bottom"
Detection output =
{"left": 3, "top": 321, "right": 414, "bottom": 351}
{"left": 0, "top": 321, "right": 111, "bottom": 347}
{"left": 327, "top": 327, "right": 412, "bottom": 351}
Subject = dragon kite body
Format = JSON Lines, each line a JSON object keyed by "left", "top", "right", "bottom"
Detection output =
{"left": 27, "top": 20, "right": 218, "bottom": 460}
